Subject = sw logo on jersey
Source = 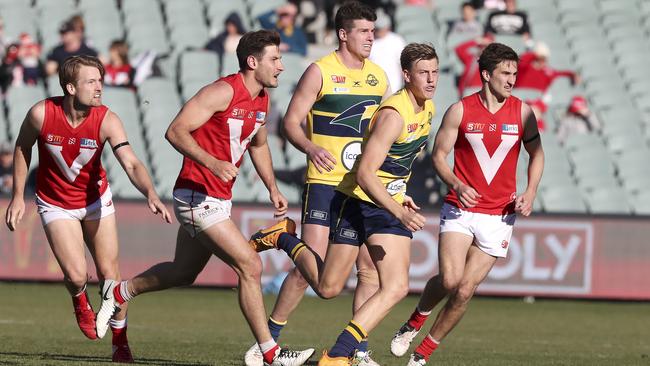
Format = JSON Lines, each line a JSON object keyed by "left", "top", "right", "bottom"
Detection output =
{"left": 502, "top": 124, "right": 518, "bottom": 134}
{"left": 47, "top": 134, "right": 64, "bottom": 145}
{"left": 232, "top": 108, "right": 246, "bottom": 118}
{"left": 80, "top": 138, "right": 98, "bottom": 148}
{"left": 466, "top": 123, "right": 484, "bottom": 132}
{"left": 330, "top": 100, "right": 378, "bottom": 133}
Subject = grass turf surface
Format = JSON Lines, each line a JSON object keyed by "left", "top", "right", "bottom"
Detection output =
{"left": 0, "top": 282, "right": 648, "bottom": 365}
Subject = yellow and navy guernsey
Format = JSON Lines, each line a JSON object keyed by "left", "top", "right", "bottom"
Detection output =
{"left": 307, "top": 52, "right": 388, "bottom": 185}
{"left": 337, "top": 88, "right": 435, "bottom": 205}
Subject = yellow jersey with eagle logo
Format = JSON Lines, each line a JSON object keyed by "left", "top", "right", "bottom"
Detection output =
{"left": 307, "top": 51, "right": 388, "bottom": 185}
{"left": 337, "top": 88, "right": 435, "bottom": 205}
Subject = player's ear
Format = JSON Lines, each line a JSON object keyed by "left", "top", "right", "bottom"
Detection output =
{"left": 66, "top": 82, "right": 75, "bottom": 95}
{"left": 338, "top": 27, "right": 347, "bottom": 42}
{"left": 402, "top": 68, "right": 411, "bottom": 84}
{"left": 481, "top": 69, "right": 490, "bottom": 83}
{"left": 247, "top": 55, "right": 258, "bottom": 70}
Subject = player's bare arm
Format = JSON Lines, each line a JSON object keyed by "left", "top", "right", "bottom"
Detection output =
{"left": 166, "top": 81, "right": 239, "bottom": 183}
{"left": 101, "top": 110, "right": 172, "bottom": 223}
{"left": 432, "top": 101, "right": 481, "bottom": 208}
{"left": 248, "top": 122, "right": 288, "bottom": 217}
{"left": 516, "top": 102, "right": 544, "bottom": 216}
{"left": 356, "top": 108, "right": 425, "bottom": 232}
{"left": 282, "top": 63, "right": 336, "bottom": 173}
{"left": 5, "top": 101, "right": 45, "bottom": 231}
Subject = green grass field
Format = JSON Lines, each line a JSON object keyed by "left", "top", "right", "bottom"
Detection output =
{"left": 0, "top": 282, "right": 648, "bottom": 366}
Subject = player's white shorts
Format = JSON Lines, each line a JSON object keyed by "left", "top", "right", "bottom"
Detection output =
{"left": 439, "top": 203, "right": 516, "bottom": 258}
{"left": 36, "top": 187, "right": 115, "bottom": 226}
{"left": 173, "top": 188, "right": 232, "bottom": 238}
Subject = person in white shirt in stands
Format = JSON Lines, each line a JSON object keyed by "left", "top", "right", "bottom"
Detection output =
{"left": 369, "top": 10, "right": 405, "bottom": 93}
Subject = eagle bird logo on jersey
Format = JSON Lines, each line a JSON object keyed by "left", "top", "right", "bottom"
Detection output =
{"left": 329, "top": 100, "right": 378, "bottom": 133}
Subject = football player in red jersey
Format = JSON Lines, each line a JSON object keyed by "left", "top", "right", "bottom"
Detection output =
{"left": 5, "top": 55, "right": 172, "bottom": 362}
{"left": 390, "top": 42, "right": 544, "bottom": 366}
{"left": 104, "top": 30, "right": 314, "bottom": 366}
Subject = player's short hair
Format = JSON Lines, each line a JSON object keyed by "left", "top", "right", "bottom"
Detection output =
{"left": 335, "top": 1, "right": 376, "bottom": 35}
{"left": 236, "top": 29, "right": 281, "bottom": 71}
{"left": 59, "top": 55, "right": 105, "bottom": 95}
{"left": 478, "top": 42, "right": 519, "bottom": 76}
{"left": 400, "top": 43, "right": 438, "bottom": 71}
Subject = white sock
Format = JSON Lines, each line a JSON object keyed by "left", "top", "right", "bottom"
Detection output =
{"left": 110, "top": 317, "right": 127, "bottom": 329}
{"left": 73, "top": 283, "right": 87, "bottom": 297}
{"left": 416, "top": 306, "right": 432, "bottom": 316}
{"left": 259, "top": 339, "right": 278, "bottom": 354}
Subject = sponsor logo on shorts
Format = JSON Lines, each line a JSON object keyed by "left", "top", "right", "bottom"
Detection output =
{"left": 501, "top": 240, "right": 509, "bottom": 249}
{"left": 105, "top": 200, "right": 113, "bottom": 207}
{"left": 309, "top": 210, "right": 328, "bottom": 221}
{"left": 340, "top": 228, "right": 358, "bottom": 240}
{"left": 198, "top": 205, "right": 224, "bottom": 219}
{"left": 341, "top": 141, "right": 362, "bottom": 171}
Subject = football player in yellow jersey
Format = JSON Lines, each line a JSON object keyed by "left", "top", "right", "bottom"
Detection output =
{"left": 244, "top": 2, "right": 388, "bottom": 366}
{"left": 250, "top": 43, "right": 439, "bottom": 365}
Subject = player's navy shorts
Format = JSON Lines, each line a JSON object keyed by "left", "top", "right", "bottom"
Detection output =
{"left": 301, "top": 183, "right": 336, "bottom": 226}
{"left": 329, "top": 191, "right": 412, "bottom": 246}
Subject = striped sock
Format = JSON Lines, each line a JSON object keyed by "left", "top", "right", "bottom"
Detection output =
{"left": 268, "top": 317, "right": 286, "bottom": 341}
{"left": 407, "top": 307, "right": 431, "bottom": 331}
{"left": 113, "top": 281, "right": 133, "bottom": 305}
{"left": 414, "top": 334, "right": 439, "bottom": 361}
{"left": 110, "top": 318, "right": 128, "bottom": 346}
{"left": 329, "top": 320, "right": 368, "bottom": 358}
{"left": 260, "top": 340, "right": 279, "bottom": 364}
{"left": 277, "top": 233, "right": 307, "bottom": 261}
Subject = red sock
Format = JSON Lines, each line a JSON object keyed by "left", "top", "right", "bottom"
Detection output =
{"left": 407, "top": 308, "right": 430, "bottom": 330}
{"left": 414, "top": 335, "right": 439, "bottom": 361}
{"left": 113, "top": 283, "right": 126, "bottom": 305}
{"left": 111, "top": 325, "right": 128, "bottom": 346}
{"left": 262, "top": 345, "right": 279, "bottom": 364}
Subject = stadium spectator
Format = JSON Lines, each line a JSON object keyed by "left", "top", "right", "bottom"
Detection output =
{"left": 484, "top": 0, "right": 531, "bottom": 41}
{"left": 526, "top": 98, "right": 547, "bottom": 132}
{"left": 45, "top": 21, "right": 98, "bottom": 76}
{"left": 205, "top": 12, "right": 246, "bottom": 66}
{"left": 455, "top": 35, "right": 493, "bottom": 97}
{"left": 446, "top": 2, "right": 483, "bottom": 43}
{"left": 0, "top": 17, "right": 10, "bottom": 63}
{"left": 103, "top": 30, "right": 315, "bottom": 366}
{"left": 369, "top": 9, "right": 405, "bottom": 93}
{"left": 557, "top": 96, "right": 601, "bottom": 144}
{"left": 515, "top": 41, "right": 579, "bottom": 93}
{"left": 0, "top": 43, "right": 21, "bottom": 90}
{"left": 15, "top": 33, "right": 42, "bottom": 86}
{"left": 390, "top": 42, "right": 544, "bottom": 365}
{"left": 258, "top": 2, "right": 308, "bottom": 56}
{"left": 103, "top": 40, "right": 133, "bottom": 87}
{"left": 252, "top": 42, "right": 437, "bottom": 366}
{"left": 244, "top": 3, "right": 386, "bottom": 365}
{"left": 0, "top": 141, "right": 13, "bottom": 196}
{"left": 5, "top": 55, "right": 171, "bottom": 363}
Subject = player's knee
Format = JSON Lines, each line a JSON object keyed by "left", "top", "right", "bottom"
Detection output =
{"left": 318, "top": 282, "right": 344, "bottom": 299}
{"left": 454, "top": 282, "right": 477, "bottom": 304}
{"left": 383, "top": 281, "right": 409, "bottom": 303}
{"left": 440, "top": 275, "right": 461, "bottom": 293}
{"left": 64, "top": 272, "right": 87, "bottom": 289}
{"left": 236, "top": 255, "right": 263, "bottom": 283}
{"left": 356, "top": 267, "right": 379, "bottom": 288}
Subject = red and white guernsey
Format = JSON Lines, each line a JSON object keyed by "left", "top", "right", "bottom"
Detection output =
{"left": 445, "top": 93, "right": 523, "bottom": 214}
{"left": 174, "top": 73, "right": 268, "bottom": 199}
{"left": 37, "top": 97, "right": 109, "bottom": 209}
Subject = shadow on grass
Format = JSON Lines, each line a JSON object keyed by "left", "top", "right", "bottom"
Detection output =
{"left": 0, "top": 351, "right": 212, "bottom": 365}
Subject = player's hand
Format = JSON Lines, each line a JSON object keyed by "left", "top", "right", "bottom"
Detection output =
{"left": 456, "top": 183, "right": 481, "bottom": 208}
{"left": 270, "top": 188, "right": 288, "bottom": 218}
{"left": 305, "top": 143, "right": 336, "bottom": 173}
{"left": 209, "top": 160, "right": 239, "bottom": 182}
{"left": 5, "top": 198, "right": 25, "bottom": 231}
{"left": 399, "top": 208, "right": 426, "bottom": 232}
{"left": 515, "top": 190, "right": 536, "bottom": 217}
{"left": 402, "top": 194, "right": 420, "bottom": 212}
{"left": 147, "top": 195, "right": 173, "bottom": 223}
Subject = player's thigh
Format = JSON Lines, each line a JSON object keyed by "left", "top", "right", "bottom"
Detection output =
{"left": 172, "top": 225, "right": 213, "bottom": 274}
{"left": 319, "top": 243, "right": 360, "bottom": 292}
{"left": 461, "top": 245, "right": 497, "bottom": 287}
{"left": 43, "top": 219, "right": 87, "bottom": 278}
{"left": 438, "top": 231, "right": 474, "bottom": 287}
{"left": 355, "top": 244, "right": 376, "bottom": 272}
{"left": 365, "top": 233, "right": 411, "bottom": 290}
{"left": 195, "top": 218, "right": 260, "bottom": 275}
{"left": 302, "top": 223, "right": 330, "bottom": 257}
{"left": 82, "top": 213, "right": 120, "bottom": 279}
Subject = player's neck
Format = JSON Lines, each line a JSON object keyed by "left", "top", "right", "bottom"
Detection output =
{"left": 335, "top": 48, "right": 364, "bottom": 70}
{"left": 405, "top": 86, "right": 425, "bottom": 113}
{"left": 63, "top": 96, "right": 91, "bottom": 126}
{"left": 479, "top": 87, "right": 507, "bottom": 114}
{"left": 240, "top": 72, "right": 264, "bottom": 99}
